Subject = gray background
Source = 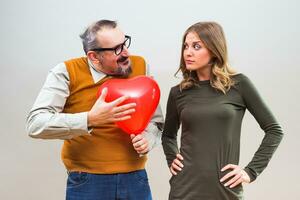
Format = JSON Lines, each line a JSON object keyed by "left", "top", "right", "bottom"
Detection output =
{"left": 1, "top": 0, "right": 299, "bottom": 199}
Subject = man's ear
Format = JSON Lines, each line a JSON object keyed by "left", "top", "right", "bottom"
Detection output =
{"left": 87, "top": 51, "right": 100, "bottom": 64}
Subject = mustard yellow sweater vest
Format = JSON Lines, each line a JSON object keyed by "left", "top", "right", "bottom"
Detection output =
{"left": 61, "top": 56, "right": 147, "bottom": 174}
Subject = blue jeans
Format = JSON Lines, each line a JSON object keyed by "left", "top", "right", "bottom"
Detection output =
{"left": 66, "top": 169, "right": 152, "bottom": 200}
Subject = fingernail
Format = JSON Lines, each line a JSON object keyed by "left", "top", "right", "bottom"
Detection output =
{"left": 224, "top": 183, "right": 228, "bottom": 187}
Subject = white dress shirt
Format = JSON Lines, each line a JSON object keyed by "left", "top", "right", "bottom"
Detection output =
{"left": 26, "top": 59, "right": 164, "bottom": 151}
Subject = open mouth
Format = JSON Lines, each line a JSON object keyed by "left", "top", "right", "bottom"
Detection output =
{"left": 121, "top": 59, "right": 129, "bottom": 65}
{"left": 118, "top": 57, "right": 130, "bottom": 67}
{"left": 118, "top": 56, "right": 129, "bottom": 62}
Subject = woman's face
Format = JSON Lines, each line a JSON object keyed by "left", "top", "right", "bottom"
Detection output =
{"left": 183, "top": 31, "right": 212, "bottom": 72}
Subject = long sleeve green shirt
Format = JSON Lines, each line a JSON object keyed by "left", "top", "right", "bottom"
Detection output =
{"left": 162, "top": 74, "right": 283, "bottom": 200}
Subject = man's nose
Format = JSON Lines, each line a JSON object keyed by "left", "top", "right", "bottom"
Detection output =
{"left": 120, "top": 46, "right": 130, "bottom": 56}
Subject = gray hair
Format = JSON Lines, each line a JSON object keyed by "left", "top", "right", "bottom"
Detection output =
{"left": 80, "top": 20, "right": 117, "bottom": 54}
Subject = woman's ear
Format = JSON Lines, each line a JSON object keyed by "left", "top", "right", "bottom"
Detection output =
{"left": 208, "top": 57, "right": 216, "bottom": 65}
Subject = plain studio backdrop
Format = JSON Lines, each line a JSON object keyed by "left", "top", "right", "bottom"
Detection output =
{"left": 1, "top": 0, "right": 299, "bottom": 199}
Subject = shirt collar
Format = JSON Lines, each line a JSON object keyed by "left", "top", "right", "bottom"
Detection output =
{"left": 87, "top": 58, "right": 107, "bottom": 83}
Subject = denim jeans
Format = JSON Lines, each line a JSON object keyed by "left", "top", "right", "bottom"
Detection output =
{"left": 66, "top": 169, "right": 152, "bottom": 200}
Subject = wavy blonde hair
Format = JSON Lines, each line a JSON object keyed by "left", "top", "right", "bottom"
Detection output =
{"left": 176, "top": 22, "right": 236, "bottom": 94}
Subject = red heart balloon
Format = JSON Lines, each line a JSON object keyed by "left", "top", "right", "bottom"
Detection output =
{"left": 97, "top": 75, "right": 160, "bottom": 135}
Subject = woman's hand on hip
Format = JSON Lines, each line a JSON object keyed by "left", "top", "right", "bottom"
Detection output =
{"left": 170, "top": 154, "right": 184, "bottom": 175}
{"left": 220, "top": 164, "right": 250, "bottom": 188}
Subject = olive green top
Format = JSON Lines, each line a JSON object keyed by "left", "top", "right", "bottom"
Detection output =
{"left": 162, "top": 74, "right": 283, "bottom": 200}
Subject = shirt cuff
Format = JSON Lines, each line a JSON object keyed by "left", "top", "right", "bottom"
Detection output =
{"left": 142, "top": 122, "right": 162, "bottom": 152}
{"left": 243, "top": 167, "right": 257, "bottom": 182}
{"left": 67, "top": 112, "right": 91, "bottom": 136}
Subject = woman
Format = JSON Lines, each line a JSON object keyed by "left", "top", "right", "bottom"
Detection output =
{"left": 162, "top": 22, "right": 283, "bottom": 199}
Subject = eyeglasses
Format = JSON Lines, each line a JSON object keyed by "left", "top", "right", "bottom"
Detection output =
{"left": 91, "top": 35, "right": 131, "bottom": 55}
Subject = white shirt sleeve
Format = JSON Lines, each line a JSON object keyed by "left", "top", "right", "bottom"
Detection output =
{"left": 141, "top": 62, "right": 164, "bottom": 152}
{"left": 142, "top": 105, "right": 164, "bottom": 152}
{"left": 26, "top": 63, "right": 90, "bottom": 140}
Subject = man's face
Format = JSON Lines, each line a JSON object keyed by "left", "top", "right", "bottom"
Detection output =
{"left": 95, "top": 27, "right": 132, "bottom": 76}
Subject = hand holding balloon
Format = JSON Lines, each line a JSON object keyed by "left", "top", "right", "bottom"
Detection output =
{"left": 88, "top": 87, "right": 136, "bottom": 128}
{"left": 97, "top": 76, "right": 160, "bottom": 134}
{"left": 130, "top": 134, "right": 149, "bottom": 154}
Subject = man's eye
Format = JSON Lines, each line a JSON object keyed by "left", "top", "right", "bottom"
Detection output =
{"left": 115, "top": 44, "right": 122, "bottom": 51}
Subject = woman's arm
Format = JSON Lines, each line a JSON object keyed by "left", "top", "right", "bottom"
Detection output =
{"left": 162, "top": 87, "right": 181, "bottom": 167}
{"left": 240, "top": 74, "right": 284, "bottom": 182}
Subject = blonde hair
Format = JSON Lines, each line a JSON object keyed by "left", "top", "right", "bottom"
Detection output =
{"left": 176, "top": 22, "right": 236, "bottom": 94}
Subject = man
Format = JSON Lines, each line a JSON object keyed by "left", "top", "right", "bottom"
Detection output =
{"left": 26, "top": 19, "right": 164, "bottom": 200}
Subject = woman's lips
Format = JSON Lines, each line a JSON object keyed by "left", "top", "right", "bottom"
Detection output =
{"left": 185, "top": 60, "right": 194, "bottom": 65}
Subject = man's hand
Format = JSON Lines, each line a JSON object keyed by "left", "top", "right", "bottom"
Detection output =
{"left": 220, "top": 164, "right": 251, "bottom": 188}
{"left": 130, "top": 134, "right": 149, "bottom": 154}
{"left": 88, "top": 87, "right": 136, "bottom": 128}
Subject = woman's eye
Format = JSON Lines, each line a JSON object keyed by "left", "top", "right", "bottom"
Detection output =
{"left": 183, "top": 44, "right": 188, "bottom": 49}
{"left": 194, "top": 44, "right": 202, "bottom": 50}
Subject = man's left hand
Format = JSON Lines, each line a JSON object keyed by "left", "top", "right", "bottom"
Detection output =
{"left": 130, "top": 134, "right": 149, "bottom": 154}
